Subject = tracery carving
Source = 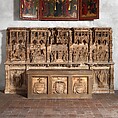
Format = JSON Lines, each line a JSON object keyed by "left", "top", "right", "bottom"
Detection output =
{"left": 91, "top": 29, "right": 110, "bottom": 62}
{"left": 70, "top": 29, "right": 89, "bottom": 63}
{"left": 9, "top": 31, "right": 26, "bottom": 61}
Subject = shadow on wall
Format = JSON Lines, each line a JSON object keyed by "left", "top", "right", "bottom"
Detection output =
{"left": 0, "top": 30, "right": 6, "bottom": 91}
{"left": 14, "top": 0, "right": 21, "bottom": 21}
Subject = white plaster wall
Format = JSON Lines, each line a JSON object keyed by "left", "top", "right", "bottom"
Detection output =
{"left": 0, "top": 0, "right": 118, "bottom": 90}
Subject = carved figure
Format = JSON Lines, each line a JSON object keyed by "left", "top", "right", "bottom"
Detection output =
{"left": 12, "top": 71, "right": 24, "bottom": 88}
{"left": 97, "top": 46, "right": 108, "bottom": 62}
{"left": 95, "top": 70, "right": 109, "bottom": 88}
{"left": 50, "top": 51, "right": 56, "bottom": 62}
{"left": 92, "top": 49, "right": 97, "bottom": 62}
{"left": 62, "top": 50, "right": 68, "bottom": 62}
{"left": 72, "top": 49, "right": 78, "bottom": 62}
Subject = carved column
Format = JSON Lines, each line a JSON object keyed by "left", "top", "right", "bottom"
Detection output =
{"left": 110, "top": 65, "right": 114, "bottom": 93}
{"left": 4, "top": 65, "right": 10, "bottom": 93}
{"left": 89, "top": 29, "right": 93, "bottom": 63}
{"left": 109, "top": 28, "right": 113, "bottom": 62}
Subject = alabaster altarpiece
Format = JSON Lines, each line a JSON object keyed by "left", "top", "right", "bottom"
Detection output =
{"left": 5, "top": 27, "right": 114, "bottom": 98}
{"left": 20, "top": 0, "right": 99, "bottom": 21}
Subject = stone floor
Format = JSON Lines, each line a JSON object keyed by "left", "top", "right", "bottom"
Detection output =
{"left": 0, "top": 91, "right": 118, "bottom": 118}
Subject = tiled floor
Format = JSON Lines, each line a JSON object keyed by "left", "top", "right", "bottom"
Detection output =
{"left": 0, "top": 91, "right": 118, "bottom": 118}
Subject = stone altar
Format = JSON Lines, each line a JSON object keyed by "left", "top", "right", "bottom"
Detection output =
{"left": 27, "top": 69, "right": 92, "bottom": 99}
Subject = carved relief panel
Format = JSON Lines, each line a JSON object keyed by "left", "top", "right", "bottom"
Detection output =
{"left": 95, "top": 70, "right": 109, "bottom": 87}
{"left": 72, "top": 77, "right": 87, "bottom": 94}
{"left": 28, "top": 28, "right": 48, "bottom": 63}
{"left": 47, "top": 28, "right": 72, "bottom": 63}
{"left": 90, "top": 28, "right": 112, "bottom": 63}
{"left": 52, "top": 77, "right": 67, "bottom": 94}
{"left": 9, "top": 70, "right": 26, "bottom": 93}
{"left": 92, "top": 68, "right": 110, "bottom": 93}
{"left": 32, "top": 77, "right": 47, "bottom": 94}
{"left": 70, "top": 28, "right": 91, "bottom": 63}
{"left": 6, "top": 29, "right": 27, "bottom": 62}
